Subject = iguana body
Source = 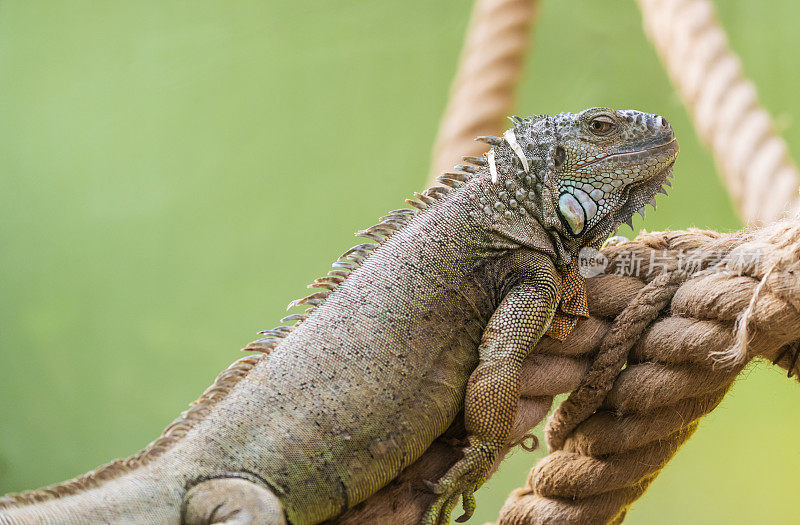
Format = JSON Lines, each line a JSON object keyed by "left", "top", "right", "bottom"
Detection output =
{"left": 0, "top": 108, "right": 677, "bottom": 525}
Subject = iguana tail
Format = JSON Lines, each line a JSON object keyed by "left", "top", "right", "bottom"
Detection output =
{"left": 0, "top": 465, "right": 186, "bottom": 524}
{"left": 0, "top": 469, "right": 286, "bottom": 524}
{"left": 0, "top": 354, "right": 286, "bottom": 524}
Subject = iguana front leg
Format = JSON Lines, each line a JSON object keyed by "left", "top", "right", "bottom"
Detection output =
{"left": 423, "top": 253, "right": 561, "bottom": 525}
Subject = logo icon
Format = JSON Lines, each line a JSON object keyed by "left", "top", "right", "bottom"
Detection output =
{"left": 578, "top": 247, "right": 608, "bottom": 278}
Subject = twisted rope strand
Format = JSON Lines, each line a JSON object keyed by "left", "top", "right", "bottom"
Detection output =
{"left": 428, "top": 0, "right": 539, "bottom": 184}
{"left": 637, "top": 0, "right": 800, "bottom": 224}
{"left": 544, "top": 270, "right": 689, "bottom": 452}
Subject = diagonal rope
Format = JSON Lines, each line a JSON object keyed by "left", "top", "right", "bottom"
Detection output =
{"left": 428, "top": 0, "right": 539, "bottom": 184}
{"left": 636, "top": 0, "right": 800, "bottom": 225}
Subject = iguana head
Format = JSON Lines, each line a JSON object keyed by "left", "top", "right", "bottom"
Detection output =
{"left": 487, "top": 107, "right": 678, "bottom": 261}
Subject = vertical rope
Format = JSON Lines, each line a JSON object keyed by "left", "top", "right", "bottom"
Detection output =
{"left": 428, "top": 0, "right": 539, "bottom": 184}
{"left": 637, "top": 0, "right": 800, "bottom": 225}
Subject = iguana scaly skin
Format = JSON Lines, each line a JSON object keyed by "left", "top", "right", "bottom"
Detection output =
{"left": 0, "top": 108, "right": 677, "bottom": 525}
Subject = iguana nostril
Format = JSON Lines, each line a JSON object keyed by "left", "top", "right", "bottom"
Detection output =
{"left": 660, "top": 116, "right": 670, "bottom": 128}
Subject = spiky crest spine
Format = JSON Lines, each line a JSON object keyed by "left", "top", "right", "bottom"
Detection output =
{"left": 241, "top": 154, "right": 485, "bottom": 354}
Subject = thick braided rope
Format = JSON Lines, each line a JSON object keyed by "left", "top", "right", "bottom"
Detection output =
{"left": 499, "top": 220, "right": 800, "bottom": 523}
{"left": 636, "top": 0, "right": 800, "bottom": 224}
{"left": 543, "top": 270, "right": 690, "bottom": 452}
{"left": 428, "top": 0, "right": 538, "bottom": 183}
{"left": 334, "top": 219, "right": 800, "bottom": 524}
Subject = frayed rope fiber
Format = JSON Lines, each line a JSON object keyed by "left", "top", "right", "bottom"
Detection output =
{"left": 332, "top": 218, "right": 800, "bottom": 524}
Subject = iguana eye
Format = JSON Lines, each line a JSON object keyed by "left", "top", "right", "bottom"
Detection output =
{"left": 589, "top": 116, "right": 615, "bottom": 135}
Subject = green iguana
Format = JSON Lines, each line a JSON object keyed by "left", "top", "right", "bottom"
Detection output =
{"left": 0, "top": 107, "right": 677, "bottom": 525}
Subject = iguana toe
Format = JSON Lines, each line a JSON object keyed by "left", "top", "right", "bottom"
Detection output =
{"left": 455, "top": 491, "right": 477, "bottom": 522}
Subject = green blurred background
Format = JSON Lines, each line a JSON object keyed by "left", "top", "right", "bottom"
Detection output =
{"left": 1, "top": 1, "right": 799, "bottom": 523}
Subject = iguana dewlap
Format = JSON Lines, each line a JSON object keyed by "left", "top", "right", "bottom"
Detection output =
{"left": 0, "top": 108, "right": 677, "bottom": 525}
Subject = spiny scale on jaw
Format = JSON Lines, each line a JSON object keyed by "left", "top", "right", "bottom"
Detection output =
{"left": 617, "top": 170, "right": 674, "bottom": 234}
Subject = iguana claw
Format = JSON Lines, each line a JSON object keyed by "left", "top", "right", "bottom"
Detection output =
{"left": 421, "top": 442, "right": 492, "bottom": 524}
{"left": 422, "top": 483, "right": 479, "bottom": 525}
{"left": 456, "top": 492, "right": 477, "bottom": 522}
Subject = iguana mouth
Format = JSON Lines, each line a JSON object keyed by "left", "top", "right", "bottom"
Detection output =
{"left": 579, "top": 137, "right": 678, "bottom": 168}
